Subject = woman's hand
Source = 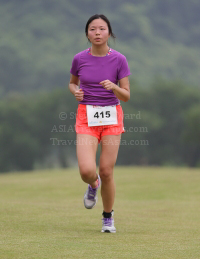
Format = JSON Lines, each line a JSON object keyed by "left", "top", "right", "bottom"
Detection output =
{"left": 100, "top": 77, "right": 130, "bottom": 102}
{"left": 74, "top": 89, "right": 84, "bottom": 101}
{"left": 99, "top": 80, "right": 117, "bottom": 91}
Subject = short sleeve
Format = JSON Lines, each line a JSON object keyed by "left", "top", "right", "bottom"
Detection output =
{"left": 117, "top": 55, "right": 131, "bottom": 80}
{"left": 70, "top": 54, "right": 79, "bottom": 77}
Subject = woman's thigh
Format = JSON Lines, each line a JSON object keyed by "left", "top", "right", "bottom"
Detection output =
{"left": 76, "top": 134, "right": 98, "bottom": 172}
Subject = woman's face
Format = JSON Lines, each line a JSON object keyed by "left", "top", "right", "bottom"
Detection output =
{"left": 87, "top": 18, "right": 110, "bottom": 46}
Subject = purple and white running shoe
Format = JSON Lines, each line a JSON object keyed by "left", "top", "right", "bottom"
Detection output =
{"left": 83, "top": 175, "right": 101, "bottom": 209}
{"left": 101, "top": 211, "right": 116, "bottom": 233}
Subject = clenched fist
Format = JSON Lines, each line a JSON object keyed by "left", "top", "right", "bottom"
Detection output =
{"left": 74, "top": 89, "right": 84, "bottom": 101}
{"left": 99, "top": 80, "right": 117, "bottom": 91}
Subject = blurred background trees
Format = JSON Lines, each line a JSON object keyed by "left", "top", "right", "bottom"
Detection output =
{"left": 0, "top": 79, "right": 199, "bottom": 172}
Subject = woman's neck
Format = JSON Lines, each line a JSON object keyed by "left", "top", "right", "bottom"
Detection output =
{"left": 90, "top": 44, "right": 109, "bottom": 57}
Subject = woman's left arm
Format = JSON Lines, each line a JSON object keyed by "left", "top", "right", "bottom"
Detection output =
{"left": 99, "top": 76, "right": 130, "bottom": 102}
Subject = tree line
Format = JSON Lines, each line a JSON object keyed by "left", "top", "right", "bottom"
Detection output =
{"left": 1, "top": 0, "right": 200, "bottom": 98}
{"left": 0, "top": 78, "right": 200, "bottom": 173}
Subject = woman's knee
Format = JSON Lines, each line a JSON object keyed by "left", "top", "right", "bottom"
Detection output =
{"left": 79, "top": 165, "right": 96, "bottom": 181}
{"left": 99, "top": 165, "right": 113, "bottom": 181}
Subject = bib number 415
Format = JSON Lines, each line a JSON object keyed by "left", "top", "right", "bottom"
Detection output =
{"left": 86, "top": 105, "right": 117, "bottom": 126}
{"left": 94, "top": 111, "right": 110, "bottom": 119}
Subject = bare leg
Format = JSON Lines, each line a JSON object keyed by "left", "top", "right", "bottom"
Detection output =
{"left": 99, "top": 134, "right": 121, "bottom": 212}
{"left": 76, "top": 134, "right": 99, "bottom": 188}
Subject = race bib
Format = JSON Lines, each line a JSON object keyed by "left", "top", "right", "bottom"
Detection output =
{"left": 86, "top": 105, "right": 118, "bottom": 126}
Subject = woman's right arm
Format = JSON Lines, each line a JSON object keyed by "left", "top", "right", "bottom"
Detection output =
{"left": 68, "top": 74, "right": 84, "bottom": 101}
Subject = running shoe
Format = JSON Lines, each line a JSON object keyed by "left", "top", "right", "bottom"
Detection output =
{"left": 83, "top": 175, "right": 101, "bottom": 209}
{"left": 101, "top": 211, "right": 116, "bottom": 233}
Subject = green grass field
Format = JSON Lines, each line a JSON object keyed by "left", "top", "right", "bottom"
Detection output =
{"left": 0, "top": 167, "right": 200, "bottom": 259}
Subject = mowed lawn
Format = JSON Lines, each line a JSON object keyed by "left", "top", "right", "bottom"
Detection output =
{"left": 0, "top": 167, "right": 200, "bottom": 259}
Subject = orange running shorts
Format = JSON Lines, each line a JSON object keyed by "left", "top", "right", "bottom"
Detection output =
{"left": 75, "top": 104, "right": 125, "bottom": 143}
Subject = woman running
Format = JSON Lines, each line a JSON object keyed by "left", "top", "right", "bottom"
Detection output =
{"left": 69, "top": 14, "right": 131, "bottom": 233}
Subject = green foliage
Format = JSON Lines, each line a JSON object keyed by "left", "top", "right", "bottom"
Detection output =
{"left": 0, "top": 94, "right": 39, "bottom": 171}
{"left": 0, "top": 89, "right": 78, "bottom": 172}
{"left": 182, "top": 104, "right": 200, "bottom": 167}
{"left": 183, "top": 105, "right": 200, "bottom": 143}
{"left": 1, "top": 79, "right": 200, "bottom": 172}
{"left": 1, "top": 0, "right": 200, "bottom": 96}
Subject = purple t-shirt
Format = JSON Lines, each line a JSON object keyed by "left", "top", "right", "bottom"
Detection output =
{"left": 70, "top": 48, "right": 131, "bottom": 106}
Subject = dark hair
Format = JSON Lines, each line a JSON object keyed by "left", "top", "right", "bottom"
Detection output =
{"left": 85, "top": 14, "right": 116, "bottom": 39}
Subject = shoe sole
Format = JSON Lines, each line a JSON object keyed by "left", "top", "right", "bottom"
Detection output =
{"left": 83, "top": 195, "right": 98, "bottom": 209}
{"left": 101, "top": 225, "right": 116, "bottom": 233}
{"left": 101, "top": 229, "right": 116, "bottom": 233}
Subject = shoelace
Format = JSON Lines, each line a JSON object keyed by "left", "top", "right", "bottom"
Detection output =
{"left": 87, "top": 185, "right": 97, "bottom": 200}
{"left": 103, "top": 218, "right": 113, "bottom": 227}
